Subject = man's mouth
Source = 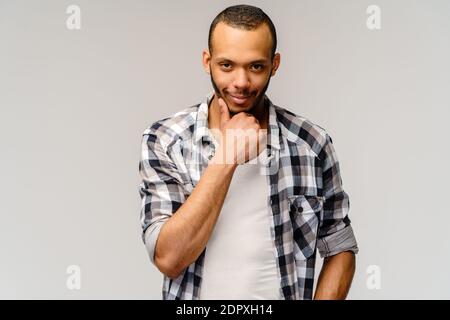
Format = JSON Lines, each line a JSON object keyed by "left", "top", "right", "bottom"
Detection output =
{"left": 228, "top": 93, "right": 251, "bottom": 105}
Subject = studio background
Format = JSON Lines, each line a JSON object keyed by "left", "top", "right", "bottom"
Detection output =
{"left": 1, "top": 0, "right": 449, "bottom": 299}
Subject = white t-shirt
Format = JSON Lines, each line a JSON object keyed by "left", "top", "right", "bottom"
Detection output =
{"left": 199, "top": 140, "right": 282, "bottom": 300}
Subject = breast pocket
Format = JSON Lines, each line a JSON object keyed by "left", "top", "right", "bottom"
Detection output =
{"left": 287, "top": 195, "right": 324, "bottom": 260}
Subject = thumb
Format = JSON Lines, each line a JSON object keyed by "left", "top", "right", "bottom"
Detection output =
{"left": 218, "top": 97, "right": 231, "bottom": 124}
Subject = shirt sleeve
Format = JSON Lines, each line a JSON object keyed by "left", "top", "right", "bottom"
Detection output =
{"left": 138, "top": 125, "right": 187, "bottom": 265}
{"left": 316, "top": 133, "right": 359, "bottom": 259}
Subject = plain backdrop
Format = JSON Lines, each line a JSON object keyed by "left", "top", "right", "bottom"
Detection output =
{"left": 1, "top": 0, "right": 449, "bottom": 299}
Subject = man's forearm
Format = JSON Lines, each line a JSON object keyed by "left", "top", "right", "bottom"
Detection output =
{"left": 154, "top": 150, "right": 237, "bottom": 278}
{"left": 314, "top": 251, "right": 356, "bottom": 300}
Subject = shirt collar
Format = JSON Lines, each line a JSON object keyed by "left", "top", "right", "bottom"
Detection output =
{"left": 194, "top": 90, "right": 281, "bottom": 151}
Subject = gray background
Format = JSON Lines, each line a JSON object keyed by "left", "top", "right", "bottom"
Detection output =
{"left": 1, "top": 0, "right": 449, "bottom": 299}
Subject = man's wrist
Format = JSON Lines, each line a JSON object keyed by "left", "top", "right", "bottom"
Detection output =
{"left": 209, "top": 148, "right": 238, "bottom": 170}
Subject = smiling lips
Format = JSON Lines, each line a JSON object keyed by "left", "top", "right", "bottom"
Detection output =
{"left": 228, "top": 93, "right": 251, "bottom": 105}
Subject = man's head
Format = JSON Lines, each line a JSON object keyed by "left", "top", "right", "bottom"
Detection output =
{"left": 202, "top": 5, "right": 281, "bottom": 115}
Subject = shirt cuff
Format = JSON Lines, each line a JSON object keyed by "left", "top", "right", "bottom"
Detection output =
{"left": 144, "top": 221, "right": 165, "bottom": 264}
{"left": 316, "top": 224, "right": 359, "bottom": 258}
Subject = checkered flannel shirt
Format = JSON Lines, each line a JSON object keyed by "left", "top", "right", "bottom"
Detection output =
{"left": 138, "top": 91, "right": 359, "bottom": 300}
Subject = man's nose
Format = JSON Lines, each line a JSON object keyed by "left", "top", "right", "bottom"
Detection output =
{"left": 232, "top": 69, "right": 250, "bottom": 90}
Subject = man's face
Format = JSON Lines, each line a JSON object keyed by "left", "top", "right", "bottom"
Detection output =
{"left": 203, "top": 22, "right": 280, "bottom": 115}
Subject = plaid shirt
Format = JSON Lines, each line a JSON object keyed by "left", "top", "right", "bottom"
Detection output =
{"left": 139, "top": 91, "right": 359, "bottom": 300}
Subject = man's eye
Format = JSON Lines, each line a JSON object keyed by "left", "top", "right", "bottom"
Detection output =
{"left": 251, "top": 64, "right": 264, "bottom": 71}
{"left": 220, "top": 63, "right": 231, "bottom": 69}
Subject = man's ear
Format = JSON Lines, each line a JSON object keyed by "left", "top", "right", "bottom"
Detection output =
{"left": 270, "top": 53, "right": 281, "bottom": 76}
{"left": 202, "top": 49, "right": 212, "bottom": 74}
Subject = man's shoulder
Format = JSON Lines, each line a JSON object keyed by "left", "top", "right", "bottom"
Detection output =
{"left": 141, "top": 103, "right": 201, "bottom": 144}
{"left": 273, "top": 104, "right": 331, "bottom": 157}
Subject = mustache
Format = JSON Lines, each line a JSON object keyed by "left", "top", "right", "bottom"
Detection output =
{"left": 227, "top": 92, "right": 254, "bottom": 97}
{"left": 209, "top": 65, "right": 272, "bottom": 103}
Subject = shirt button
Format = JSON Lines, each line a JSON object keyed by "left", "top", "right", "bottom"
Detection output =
{"left": 298, "top": 206, "right": 303, "bottom": 213}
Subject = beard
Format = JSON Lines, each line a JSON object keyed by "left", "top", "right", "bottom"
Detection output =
{"left": 209, "top": 64, "right": 272, "bottom": 117}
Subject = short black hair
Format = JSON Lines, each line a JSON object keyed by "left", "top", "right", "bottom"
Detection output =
{"left": 208, "top": 5, "right": 277, "bottom": 60}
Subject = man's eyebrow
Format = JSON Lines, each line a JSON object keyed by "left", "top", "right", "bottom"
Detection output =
{"left": 215, "top": 57, "right": 269, "bottom": 64}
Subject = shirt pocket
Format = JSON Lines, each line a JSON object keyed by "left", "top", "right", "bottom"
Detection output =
{"left": 287, "top": 195, "right": 324, "bottom": 260}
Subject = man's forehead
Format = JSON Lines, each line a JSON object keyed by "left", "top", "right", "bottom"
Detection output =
{"left": 211, "top": 22, "right": 272, "bottom": 59}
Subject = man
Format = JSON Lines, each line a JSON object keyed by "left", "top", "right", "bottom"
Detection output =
{"left": 138, "top": 4, "right": 359, "bottom": 300}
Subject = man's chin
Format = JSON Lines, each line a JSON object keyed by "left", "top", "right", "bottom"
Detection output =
{"left": 225, "top": 96, "right": 255, "bottom": 112}
{"left": 227, "top": 103, "right": 253, "bottom": 114}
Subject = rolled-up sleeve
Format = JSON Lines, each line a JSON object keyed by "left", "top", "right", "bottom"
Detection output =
{"left": 316, "top": 133, "right": 359, "bottom": 258}
{"left": 138, "top": 124, "right": 187, "bottom": 264}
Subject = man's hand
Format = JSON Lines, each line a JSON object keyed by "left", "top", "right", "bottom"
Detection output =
{"left": 210, "top": 97, "right": 266, "bottom": 165}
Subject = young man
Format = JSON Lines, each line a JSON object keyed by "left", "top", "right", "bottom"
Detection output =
{"left": 139, "top": 4, "right": 359, "bottom": 300}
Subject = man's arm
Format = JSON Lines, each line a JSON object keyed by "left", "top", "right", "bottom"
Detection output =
{"left": 156, "top": 98, "right": 263, "bottom": 278}
{"left": 155, "top": 153, "right": 237, "bottom": 279}
{"left": 314, "top": 251, "right": 355, "bottom": 299}
{"left": 139, "top": 123, "right": 237, "bottom": 279}
{"left": 314, "top": 133, "right": 359, "bottom": 299}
